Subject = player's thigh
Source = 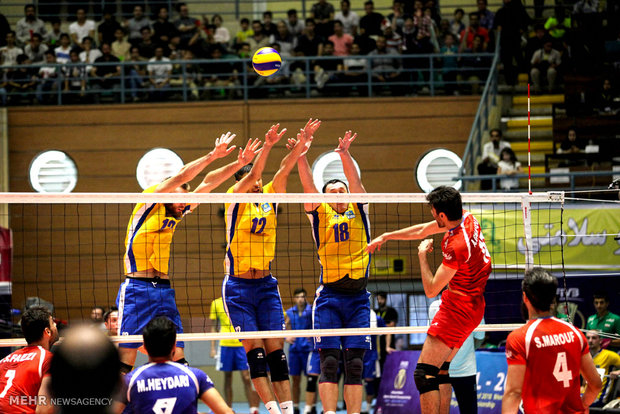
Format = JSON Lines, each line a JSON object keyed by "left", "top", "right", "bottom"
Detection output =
{"left": 312, "top": 295, "right": 344, "bottom": 349}
{"left": 256, "top": 276, "right": 286, "bottom": 332}
{"left": 342, "top": 291, "right": 371, "bottom": 349}
{"left": 418, "top": 334, "right": 453, "bottom": 366}
{"left": 224, "top": 279, "right": 259, "bottom": 332}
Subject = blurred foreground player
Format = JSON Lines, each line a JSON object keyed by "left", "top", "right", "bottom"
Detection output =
{"left": 0, "top": 306, "right": 58, "bottom": 414}
{"left": 367, "top": 186, "right": 491, "bottom": 414}
{"left": 116, "top": 316, "right": 232, "bottom": 414}
{"left": 502, "top": 267, "right": 602, "bottom": 413}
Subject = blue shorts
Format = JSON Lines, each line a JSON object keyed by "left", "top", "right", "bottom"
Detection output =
{"left": 363, "top": 349, "right": 380, "bottom": 379}
{"left": 217, "top": 346, "right": 249, "bottom": 372}
{"left": 288, "top": 350, "right": 310, "bottom": 376}
{"left": 306, "top": 350, "right": 321, "bottom": 376}
{"left": 312, "top": 286, "right": 371, "bottom": 350}
{"left": 223, "top": 275, "right": 285, "bottom": 332}
{"left": 116, "top": 278, "right": 184, "bottom": 349}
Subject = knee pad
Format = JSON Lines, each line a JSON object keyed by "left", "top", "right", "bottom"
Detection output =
{"left": 438, "top": 361, "right": 450, "bottom": 384}
{"left": 343, "top": 348, "right": 365, "bottom": 385}
{"left": 414, "top": 363, "right": 440, "bottom": 395}
{"left": 247, "top": 348, "right": 268, "bottom": 379}
{"left": 319, "top": 349, "right": 340, "bottom": 384}
{"left": 306, "top": 375, "right": 318, "bottom": 393}
{"left": 267, "top": 349, "right": 289, "bottom": 382}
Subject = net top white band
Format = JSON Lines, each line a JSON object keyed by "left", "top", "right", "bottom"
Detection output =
{"left": 0, "top": 192, "right": 564, "bottom": 204}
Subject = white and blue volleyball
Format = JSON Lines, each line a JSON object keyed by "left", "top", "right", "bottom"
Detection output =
{"left": 252, "top": 47, "right": 282, "bottom": 77}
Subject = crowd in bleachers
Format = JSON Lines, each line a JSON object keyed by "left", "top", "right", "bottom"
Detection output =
{"left": 0, "top": 0, "right": 618, "bottom": 104}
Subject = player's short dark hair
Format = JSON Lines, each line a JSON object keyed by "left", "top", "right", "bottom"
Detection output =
{"left": 376, "top": 291, "right": 388, "bottom": 299}
{"left": 287, "top": 9, "right": 298, "bottom": 16}
{"left": 21, "top": 306, "right": 52, "bottom": 344}
{"left": 294, "top": 287, "right": 307, "bottom": 296}
{"left": 25, "top": 4, "right": 36, "bottom": 12}
{"left": 454, "top": 8, "right": 465, "bottom": 15}
{"left": 426, "top": 186, "right": 462, "bottom": 221}
{"left": 104, "top": 307, "right": 118, "bottom": 323}
{"left": 234, "top": 163, "right": 253, "bottom": 181}
{"left": 490, "top": 128, "right": 502, "bottom": 137}
{"left": 240, "top": 17, "right": 250, "bottom": 24}
{"left": 522, "top": 267, "right": 557, "bottom": 312}
{"left": 263, "top": 10, "right": 273, "bottom": 18}
{"left": 593, "top": 291, "right": 609, "bottom": 302}
{"left": 143, "top": 316, "right": 177, "bottom": 358}
{"left": 92, "top": 306, "right": 105, "bottom": 314}
{"left": 321, "top": 179, "right": 348, "bottom": 193}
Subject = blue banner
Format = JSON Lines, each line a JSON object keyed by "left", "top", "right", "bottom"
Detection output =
{"left": 376, "top": 351, "right": 508, "bottom": 414}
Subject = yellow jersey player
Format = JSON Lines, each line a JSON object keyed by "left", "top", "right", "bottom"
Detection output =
{"left": 223, "top": 120, "right": 318, "bottom": 414}
{"left": 117, "top": 132, "right": 262, "bottom": 374}
{"left": 295, "top": 127, "right": 371, "bottom": 414}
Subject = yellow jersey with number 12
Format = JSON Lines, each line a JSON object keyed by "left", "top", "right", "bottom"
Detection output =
{"left": 224, "top": 181, "right": 278, "bottom": 275}
{"left": 123, "top": 185, "right": 190, "bottom": 275}
{"left": 306, "top": 202, "right": 371, "bottom": 284}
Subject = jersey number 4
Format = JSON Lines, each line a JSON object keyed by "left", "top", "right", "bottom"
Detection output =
{"left": 333, "top": 223, "right": 350, "bottom": 242}
{"left": 153, "top": 397, "right": 178, "bottom": 414}
{"left": 553, "top": 351, "right": 573, "bottom": 388}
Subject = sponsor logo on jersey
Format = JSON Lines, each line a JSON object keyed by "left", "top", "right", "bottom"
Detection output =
{"left": 442, "top": 252, "right": 453, "bottom": 261}
{"left": 345, "top": 210, "right": 355, "bottom": 219}
{"left": 261, "top": 203, "right": 272, "bottom": 213}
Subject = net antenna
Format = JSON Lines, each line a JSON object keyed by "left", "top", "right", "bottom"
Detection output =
{"left": 527, "top": 83, "right": 532, "bottom": 196}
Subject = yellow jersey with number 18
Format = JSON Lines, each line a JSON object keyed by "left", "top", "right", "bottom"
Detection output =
{"left": 224, "top": 181, "right": 278, "bottom": 275}
{"left": 123, "top": 185, "right": 190, "bottom": 275}
{"left": 306, "top": 202, "right": 371, "bottom": 284}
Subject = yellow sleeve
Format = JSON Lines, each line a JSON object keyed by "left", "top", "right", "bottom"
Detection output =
{"left": 209, "top": 299, "right": 218, "bottom": 321}
{"left": 263, "top": 181, "right": 277, "bottom": 194}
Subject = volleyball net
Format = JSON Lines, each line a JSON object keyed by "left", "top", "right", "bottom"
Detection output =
{"left": 0, "top": 190, "right": 619, "bottom": 347}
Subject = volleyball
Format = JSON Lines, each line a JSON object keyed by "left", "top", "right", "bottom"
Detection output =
{"left": 252, "top": 47, "right": 282, "bottom": 77}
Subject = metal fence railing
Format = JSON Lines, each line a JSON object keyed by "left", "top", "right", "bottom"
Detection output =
{"left": 0, "top": 52, "right": 495, "bottom": 105}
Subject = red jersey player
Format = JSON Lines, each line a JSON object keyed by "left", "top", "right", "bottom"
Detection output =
{"left": 502, "top": 267, "right": 602, "bottom": 414}
{"left": 0, "top": 306, "right": 58, "bottom": 413}
{"left": 367, "top": 186, "right": 491, "bottom": 413}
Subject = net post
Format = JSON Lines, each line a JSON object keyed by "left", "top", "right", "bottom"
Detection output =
{"left": 520, "top": 194, "right": 534, "bottom": 271}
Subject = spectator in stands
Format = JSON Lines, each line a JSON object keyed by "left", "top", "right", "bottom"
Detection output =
{"left": 450, "top": 9, "right": 465, "bottom": 41}
{"left": 287, "top": 10, "right": 305, "bottom": 37}
{"left": 166, "top": 33, "right": 183, "bottom": 60}
{"left": 360, "top": 0, "right": 384, "bottom": 37}
{"left": 478, "top": 128, "right": 511, "bottom": 190}
{"left": 137, "top": 27, "right": 156, "bottom": 59}
{"left": 477, "top": 0, "right": 495, "bottom": 31}
{"left": 111, "top": 28, "right": 131, "bottom": 61}
{"left": 437, "top": 19, "right": 453, "bottom": 47}
{"left": 98, "top": 8, "right": 121, "bottom": 46}
{"left": 6, "top": 54, "right": 36, "bottom": 103}
{"left": 171, "top": 49, "right": 201, "bottom": 100}
{"left": 545, "top": 6, "right": 571, "bottom": 46}
{"left": 262, "top": 11, "right": 278, "bottom": 38}
{"left": 79, "top": 36, "right": 103, "bottom": 72}
{"left": 1, "top": 31, "right": 24, "bottom": 68}
{"left": 368, "top": 35, "right": 402, "bottom": 94}
{"left": 53, "top": 33, "right": 71, "bottom": 64}
{"left": 47, "top": 18, "right": 62, "bottom": 48}
{"left": 174, "top": 3, "right": 198, "bottom": 48}
{"left": 16, "top": 4, "right": 48, "bottom": 47}
{"left": 297, "top": 18, "right": 324, "bottom": 57}
{"left": 497, "top": 147, "right": 522, "bottom": 191}
{"left": 586, "top": 331, "right": 620, "bottom": 407}
{"left": 270, "top": 21, "right": 297, "bottom": 57}
{"left": 387, "top": 1, "right": 406, "bottom": 34}
{"left": 152, "top": 7, "right": 176, "bottom": 48}
{"left": 124, "top": 46, "right": 147, "bottom": 102}
{"left": 459, "top": 12, "right": 488, "bottom": 51}
{"left": 69, "top": 8, "right": 96, "bottom": 50}
{"left": 62, "top": 49, "right": 87, "bottom": 103}
{"left": 556, "top": 127, "right": 586, "bottom": 161}
{"left": 530, "top": 38, "right": 561, "bottom": 93}
{"left": 383, "top": 24, "right": 403, "bottom": 52}
{"left": 103, "top": 307, "right": 118, "bottom": 336}
{"left": 203, "top": 45, "right": 236, "bottom": 99}
{"left": 493, "top": 0, "right": 530, "bottom": 86}
{"left": 90, "top": 43, "right": 121, "bottom": 102}
{"left": 441, "top": 33, "right": 459, "bottom": 95}
{"left": 342, "top": 42, "right": 368, "bottom": 89}
{"left": 335, "top": 0, "right": 359, "bottom": 36}
{"left": 311, "top": 0, "right": 336, "bottom": 38}
{"left": 248, "top": 20, "right": 270, "bottom": 54}
{"left": 234, "top": 18, "right": 254, "bottom": 49}
{"left": 24, "top": 33, "right": 48, "bottom": 65}
{"left": 573, "top": 0, "right": 600, "bottom": 14}
{"left": 50, "top": 325, "right": 120, "bottom": 414}
{"left": 329, "top": 20, "right": 353, "bottom": 56}
{"left": 0, "top": 12, "right": 9, "bottom": 48}
{"left": 586, "top": 292, "right": 620, "bottom": 349}
{"left": 313, "top": 40, "right": 343, "bottom": 90}
{"left": 212, "top": 14, "right": 230, "bottom": 47}
{"left": 91, "top": 306, "right": 105, "bottom": 325}
{"left": 595, "top": 78, "right": 618, "bottom": 113}
{"left": 525, "top": 24, "right": 548, "bottom": 63}
{"left": 126, "top": 5, "right": 152, "bottom": 46}
{"left": 147, "top": 45, "right": 172, "bottom": 100}
{"left": 425, "top": 0, "right": 441, "bottom": 27}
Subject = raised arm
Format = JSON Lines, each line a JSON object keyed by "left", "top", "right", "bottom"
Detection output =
{"left": 335, "top": 130, "right": 365, "bottom": 193}
{"left": 233, "top": 124, "right": 286, "bottom": 193}
{"left": 155, "top": 132, "right": 237, "bottom": 193}
{"left": 272, "top": 119, "right": 319, "bottom": 193}
{"left": 366, "top": 220, "right": 445, "bottom": 253}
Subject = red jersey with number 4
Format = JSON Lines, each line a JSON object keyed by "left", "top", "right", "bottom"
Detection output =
{"left": 506, "top": 317, "right": 589, "bottom": 414}
{"left": 441, "top": 210, "right": 492, "bottom": 295}
{"left": 0, "top": 345, "right": 52, "bottom": 413}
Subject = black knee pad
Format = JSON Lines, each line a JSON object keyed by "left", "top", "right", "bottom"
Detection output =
{"left": 319, "top": 348, "right": 340, "bottom": 384}
{"left": 247, "top": 348, "right": 268, "bottom": 379}
{"left": 343, "top": 348, "right": 365, "bottom": 385}
{"left": 438, "top": 361, "right": 450, "bottom": 384}
{"left": 414, "top": 363, "right": 440, "bottom": 395}
{"left": 306, "top": 375, "right": 318, "bottom": 393}
{"left": 267, "top": 349, "right": 289, "bottom": 382}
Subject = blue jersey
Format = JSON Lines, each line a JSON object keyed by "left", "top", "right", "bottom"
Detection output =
{"left": 286, "top": 304, "right": 313, "bottom": 352}
{"left": 123, "top": 361, "right": 214, "bottom": 414}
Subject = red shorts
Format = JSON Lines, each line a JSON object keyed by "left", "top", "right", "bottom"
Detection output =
{"left": 427, "top": 290, "right": 485, "bottom": 348}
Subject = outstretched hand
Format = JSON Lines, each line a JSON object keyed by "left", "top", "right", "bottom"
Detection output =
{"left": 286, "top": 129, "right": 313, "bottom": 156}
{"left": 366, "top": 235, "right": 386, "bottom": 254}
{"left": 238, "top": 138, "right": 262, "bottom": 165}
{"left": 303, "top": 118, "right": 321, "bottom": 137}
{"left": 335, "top": 130, "right": 357, "bottom": 153}
{"left": 264, "top": 123, "right": 287, "bottom": 146}
{"left": 211, "top": 132, "right": 237, "bottom": 158}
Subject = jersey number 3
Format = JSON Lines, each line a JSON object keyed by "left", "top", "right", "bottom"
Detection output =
{"left": 553, "top": 351, "right": 572, "bottom": 388}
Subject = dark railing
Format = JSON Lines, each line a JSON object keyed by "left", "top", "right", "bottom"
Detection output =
{"left": 0, "top": 52, "right": 495, "bottom": 105}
